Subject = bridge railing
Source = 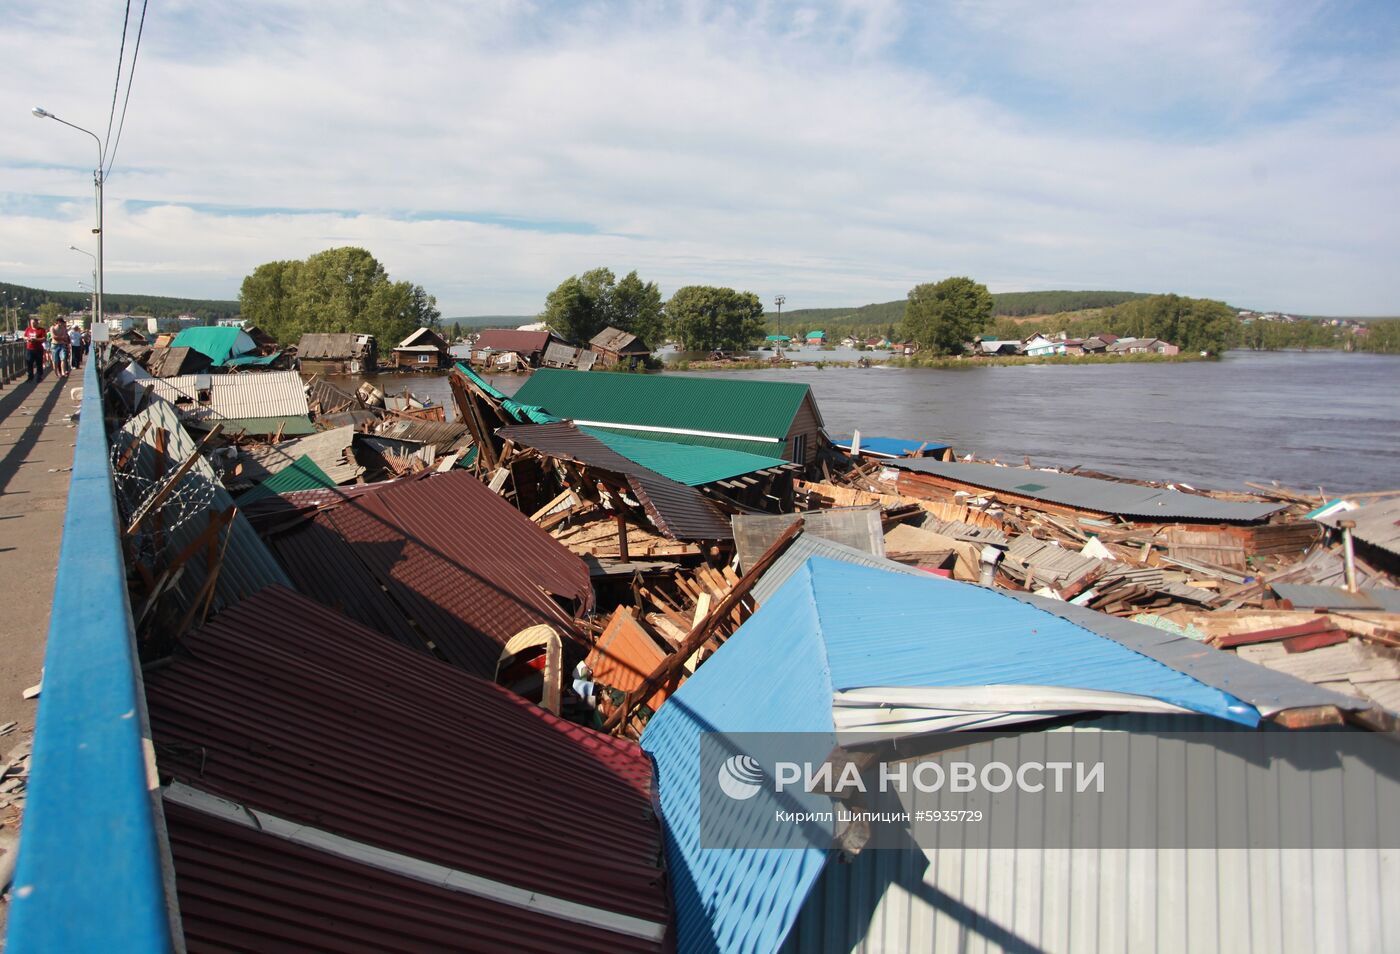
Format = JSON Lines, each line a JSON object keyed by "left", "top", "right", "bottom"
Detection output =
{"left": 4, "top": 351, "right": 179, "bottom": 951}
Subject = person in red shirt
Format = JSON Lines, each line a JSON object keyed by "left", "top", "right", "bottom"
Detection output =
{"left": 23, "top": 317, "right": 46, "bottom": 382}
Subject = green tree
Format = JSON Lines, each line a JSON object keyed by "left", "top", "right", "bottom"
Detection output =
{"left": 665, "top": 285, "right": 766, "bottom": 351}
{"left": 238, "top": 247, "right": 437, "bottom": 347}
{"left": 1104, "top": 294, "right": 1234, "bottom": 354}
{"left": 611, "top": 270, "right": 666, "bottom": 349}
{"left": 37, "top": 302, "right": 66, "bottom": 324}
{"left": 903, "top": 277, "right": 993, "bottom": 355}
{"left": 540, "top": 267, "right": 667, "bottom": 348}
{"left": 449, "top": 320, "right": 462, "bottom": 341}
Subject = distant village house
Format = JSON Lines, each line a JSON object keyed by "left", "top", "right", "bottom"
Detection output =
{"left": 391, "top": 327, "right": 453, "bottom": 370}
{"left": 471, "top": 329, "right": 566, "bottom": 371}
{"left": 589, "top": 326, "right": 651, "bottom": 368}
{"left": 296, "top": 332, "right": 378, "bottom": 374}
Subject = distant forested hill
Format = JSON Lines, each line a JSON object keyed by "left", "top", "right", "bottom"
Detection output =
{"left": 0, "top": 282, "right": 239, "bottom": 322}
{"left": 772, "top": 290, "right": 1154, "bottom": 339}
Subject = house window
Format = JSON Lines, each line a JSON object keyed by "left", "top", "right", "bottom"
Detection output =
{"left": 791, "top": 433, "right": 807, "bottom": 464}
{"left": 417, "top": 353, "right": 431, "bottom": 363}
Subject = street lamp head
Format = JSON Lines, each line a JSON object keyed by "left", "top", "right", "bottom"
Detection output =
{"left": 31, "top": 106, "right": 51, "bottom": 119}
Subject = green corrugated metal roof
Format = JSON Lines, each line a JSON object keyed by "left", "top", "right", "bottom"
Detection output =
{"left": 585, "top": 425, "right": 782, "bottom": 459}
{"left": 234, "top": 454, "right": 335, "bottom": 505}
{"left": 172, "top": 326, "right": 254, "bottom": 364}
{"left": 512, "top": 367, "right": 812, "bottom": 440}
{"left": 186, "top": 415, "right": 318, "bottom": 437}
{"left": 453, "top": 362, "right": 560, "bottom": 424}
{"left": 580, "top": 426, "right": 789, "bottom": 486}
{"left": 225, "top": 351, "right": 282, "bottom": 367}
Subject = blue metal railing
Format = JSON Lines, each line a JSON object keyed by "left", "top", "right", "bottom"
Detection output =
{"left": 5, "top": 354, "right": 177, "bottom": 951}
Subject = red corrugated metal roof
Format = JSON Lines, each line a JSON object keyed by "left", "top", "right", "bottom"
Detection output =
{"left": 265, "top": 471, "right": 593, "bottom": 677}
{"left": 474, "top": 329, "right": 555, "bottom": 355}
{"left": 148, "top": 587, "right": 668, "bottom": 950}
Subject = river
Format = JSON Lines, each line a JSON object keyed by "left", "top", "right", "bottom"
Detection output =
{"left": 336, "top": 350, "right": 1400, "bottom": 494}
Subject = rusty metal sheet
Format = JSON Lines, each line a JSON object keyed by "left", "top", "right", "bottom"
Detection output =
{"left": 148, "top": 587, "right": 668, "bottom": 951}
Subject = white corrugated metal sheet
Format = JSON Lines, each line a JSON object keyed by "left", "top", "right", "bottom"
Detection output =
{"left": 782, "top": 714, "right": 1400, "bottom": 954}
{"left": 146, "top": 370, "right": 309, "bottom": 420}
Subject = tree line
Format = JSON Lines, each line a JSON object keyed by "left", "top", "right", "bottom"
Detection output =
{"left": 539, "top": 268, "right": 763, "bottom": 352}
{"left": 239, "top": 247, "right": 440, "bottom": 348}
{"left": 0, "top": 281, "right": 239, "bottom": 323}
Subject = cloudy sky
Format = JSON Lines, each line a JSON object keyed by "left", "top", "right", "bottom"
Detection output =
{"left": 2, "top": 0, "right": 1398, "bottom": 316}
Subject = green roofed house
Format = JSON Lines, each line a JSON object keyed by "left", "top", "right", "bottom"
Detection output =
{"left": 511, "top": 367, "right": 826, "bottom": 466}
{"left": 171, "top": 326, "right": 257, "bottom": 366}
{"left": 804, "top": 330, "right": 826, "bottom": 345}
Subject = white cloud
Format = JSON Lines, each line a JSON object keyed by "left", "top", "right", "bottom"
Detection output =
{"left": 1, "top": 0, "right": 1396, "bottom": 314}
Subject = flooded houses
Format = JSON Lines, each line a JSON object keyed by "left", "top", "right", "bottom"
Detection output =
{"left": 8, "top": 341, "right": 1400, "bottom": 953}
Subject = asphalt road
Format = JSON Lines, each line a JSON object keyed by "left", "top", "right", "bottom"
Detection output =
{"left": 0, "top": 369, "right": 78, "bottom": 939}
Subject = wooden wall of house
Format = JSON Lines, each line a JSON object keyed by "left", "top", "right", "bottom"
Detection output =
{"left": 784, "top": 394, "right": 823, "bottom": 466}
{"left": 300, "top": 356, "right": 376, "bottom": 375}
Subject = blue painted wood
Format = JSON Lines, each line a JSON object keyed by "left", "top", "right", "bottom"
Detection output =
{"left": 5, "top": 357, "right": 176, "bottom": 952}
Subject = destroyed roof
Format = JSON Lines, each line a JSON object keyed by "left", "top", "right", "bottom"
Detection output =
{"left": 496, "top": 422, "right": 735, "bottom": 540}
{"left": 889, "top": 459, "right": 1286, "bottom": 522}
{"left": 641, "top": 558, "right": 1273, "bottom": 954}
{"left": 236, "top": 424, "right": 364, "bottom": 486}
{"left": 265, "top": 471, "right": 593, "bottom": 676}
{"left": 118, "top": 397, "right": 292, "bottom": 616}
{"left": 580, "top": 426, "right": 792, "bottom": 486}
{"left": 145, "top": 345, "right": 210, "bottom": 377}
{"left": 1271, "top": 583, "right": 1400, "bottom": 613}
{"left": 1318, "top": 497, "right": 1400, "bottom": 557}
{"left": 146, "top": 587, "right": 668, "bottom": 952}
{"left": 454, "top": 363, "right": 560, "bottom": 425}
{"left": 395, "top": 326, "right": 449, "bottom": 349}
{"left": 171, "top": 326, "right": 256, "bottom": 365}
{"left": 543, "top": 341, "right": 582, "bottom": 366}
{"left": 832, "top": 435, "right": 950, "bottom": 457}
{"left": 223, "top": 351, "right": 282, "bottom": 368}
{"left": 186, "top": 415, "right": 317, "bottom": 438}
{"left": 473, "top": 329, "right": 555, "bottom": 354}
{"left": 233, "top": 455, "right": 336, "bottom": 505}
{"left": 295, "top": 332, "right": 374, "bottom": 359}
{"left": 513, "top": 367, "right": 819, "bottom": 444}
{"left": 590, "top": 326, "right": 646, "bottom": 353}
{"left": 143, "top": 370, "right": 311, "bottom": 421}
{"left": 376, "top": 418, "right": 473, "bottom": 453}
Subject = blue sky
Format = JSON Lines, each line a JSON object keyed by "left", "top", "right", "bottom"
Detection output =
{"left": 2, "top": 0, "right": 1397, "bottom": 315}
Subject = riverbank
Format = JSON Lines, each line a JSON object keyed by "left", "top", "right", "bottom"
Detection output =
{"left": 665, "top": 351, "right": 1209, "bottom": 372}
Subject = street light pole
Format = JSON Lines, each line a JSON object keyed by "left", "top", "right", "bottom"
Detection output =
{"left": 70, "top": 245, "right": 98, "bottom": 329}
{"left": 33, "top": 107, "right": 104, "bottom": 333}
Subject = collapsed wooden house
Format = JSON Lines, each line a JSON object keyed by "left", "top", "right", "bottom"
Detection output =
{"left": 295, "top": 332, "right": 378, "bottom": 374}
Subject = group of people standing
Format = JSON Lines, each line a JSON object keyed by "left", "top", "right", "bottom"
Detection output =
{"left": 23, "top": 316, "right": 89, "bottom": 383}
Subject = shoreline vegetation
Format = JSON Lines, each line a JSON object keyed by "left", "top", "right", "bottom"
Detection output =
{"left": 665, "top": 351, "right": 1211, "bottom": 372}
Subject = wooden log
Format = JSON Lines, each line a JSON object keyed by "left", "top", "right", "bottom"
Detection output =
{"left": 605, "top": 518, "right": 804, "bottom": 733}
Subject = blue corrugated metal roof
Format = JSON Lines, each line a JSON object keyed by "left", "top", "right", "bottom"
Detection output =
{"left": 832, "top": 435, "right": 950, "bottom": 457}
{"left": 641, "top": 557, "right": 1260, "bottom": 954}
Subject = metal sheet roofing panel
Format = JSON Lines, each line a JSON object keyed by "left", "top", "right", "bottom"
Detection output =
{"left": 514, "top": 367, "right": 816, "bottom": 441}
{"left": 146, "top": 587, "right": 668, "bottom": 951}
{"left": 237, "top": 425, "right": 364, "bottom": 485}
{"left": 782, "top": 713, "right": 1399, "bottom": 954}
{"left": 1272, "top": 582, "right": 1400, "bottom": 613}
{"left": 498, "top": 422, "right": 734, "bottom": 540}
{"left": 642, "top": 558, "right": 1262, "bottom": 954}
{"left": 587, "top": 425, "right": 782, "bottom": 458}
{"left": 1319, "top": 497, "right": 1400, "bottom": 557}
{"left": 750, "top": 534, "right": 921, "bottom": 605}
{"left": 145, "top": 369, "right": 310, "bottom": 420}
{"left": 733, "top": 510, "right": 885, "bottom": 571}
{"left": 889, "top": 459, "right": 1285, "bottom": 522}
{"left": 267, "top": 470, "right": 592, "bottom": 677}
{"left": 474, "top": 329, "right": 554, "bottom": 354}
{"left": 581, "top": 426, "right": 790, "bottom": 486}
{"left": 119, "top": 398, "right": 292, "bottom": 616}
{"left": 171, "top": 326, "right": 255, "bottom": 364}
{"left": 1002, "top": 591, "right": 1364, "bottom": 717}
